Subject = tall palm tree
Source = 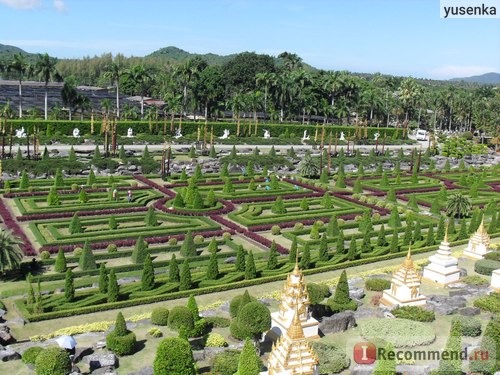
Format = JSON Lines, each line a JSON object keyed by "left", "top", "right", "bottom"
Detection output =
{"left": 228, "top": 92, "right": 246, "bottom": 136}
{"left": 34, "top": 53, "right": 59, "bottom": 120}
{"left": 299, "top": 153, "right": 319, "bottom": 178}
{"left": 255, "top": 71, "right": 273, "bottom": 119}
{"left": 0, "top": 229, "right": 23, "bottom": 274}
{"left": 103, "top": 60, "right": 125, "bottom": 118}
{"left": 7, "top": 53, "right": 29, "bottom": 118}
{"left": 173, "top": 58, "right": 203, "bottom": 118}
{"left": 446, "top": 192, "right": 472, "bottom": 219}
{"left": 125, "top": 65, "right": 151, "bottom": 119}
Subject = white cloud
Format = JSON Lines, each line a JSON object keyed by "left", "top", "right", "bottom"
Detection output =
{"left": 53, "top": 0, "right": 65, "bottom": 12}
{"left": 429, "top": 65, "right": 498, "bottom": 79}
{"left": 0, "top": 0, "right": 41, "bottom": 10}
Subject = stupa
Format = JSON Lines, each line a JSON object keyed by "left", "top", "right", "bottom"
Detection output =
{"left": 263, "top": 308, "right": 319, "bottom": 375}
{"left": 463, "top": 217, "right": 491, "bottom": 259}
{"left": 380, "top": 247, "right": 427, "bottom": 307}
{"left": 491, "top": 269, "right": 500, "bottom": 291}
{"left": 422, "top": 227, "right": 460, "bottom": 284}
{"left": 270, "top": 255, "right": 319, "bottom": 339}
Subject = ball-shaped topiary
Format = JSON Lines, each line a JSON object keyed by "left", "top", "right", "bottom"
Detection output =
{"left": 154, "top": 337, "right": 196, "bottom": 375}
{"left": 168, "top": 306, "right": 195, "bottom": 332}
{"left": 151, "top": 307, "right": 169, "bottom": 326}
{"left": 22, "top": 346, "right": 45, "bottom": 365}
{"left": 205, "top": 332, "right": 228, "bottom": 347}
{"left": 234, "top": 301, "right": 271, "bottom": 341}
{"left": 39, "top": 251, "right": 50, "bottom": 260}
{"left": 106, "top": 243, "right": 118, "bottom": 253}
{"left": 34, "top": 347, "right": 71, "bottom": 375}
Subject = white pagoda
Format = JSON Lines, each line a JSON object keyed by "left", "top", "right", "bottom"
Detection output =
{"left": 422, "top": 227, "right": 460, "bottom": 284}
{"left": 380, "top": 247, "right": 427, "bottom": 307}
{"left": 263, "top": 308, "right": 319, "bottom": 375}
{"left": 270, "top": 260, "right": 319, "bottom": 339}
{"left": 463, "top": 218, "right": 491, "bottom": 259}
{"left": 491, "top": 269, "right": 500, "bottom": 291}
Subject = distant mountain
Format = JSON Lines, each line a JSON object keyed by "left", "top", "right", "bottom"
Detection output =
{"left": 450, "top": 72, "right": 500, "bottom": 85}
{"left": 0, "top": 43, "right": 35, "bottom": 61}
{"left": 146, "top": 46, "right": 236, "bottom": 65}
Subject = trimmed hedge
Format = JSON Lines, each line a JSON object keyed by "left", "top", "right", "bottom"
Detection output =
{"left": 150, "top": 307, "right": 169, "bottom": 326}
{"left": 392, "top": 306, "right": 436, "bottom": 322}
{"left": 105, "top": 331, "right": 137, "bottom": 356}
{"left": 475, "top": 259, "right": 500, "bottom": 276}
{"left": 365, "top": 278, "right": 391, "bottom": 291}
{"left": 452, "top": 316, "right": 482, "bottom": 337}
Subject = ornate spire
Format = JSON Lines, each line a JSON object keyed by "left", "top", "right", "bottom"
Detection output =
{"left": 287, "top": 306, "right": 305, "bottom": 340}
{"left": 293, "top": 247, "right": 300, "bottom": 275}
{"left": 402, "top": 245, "right": 415, "bottom": 269}
{"left": 477, "top": 216, "right": 487, "bottom": 235}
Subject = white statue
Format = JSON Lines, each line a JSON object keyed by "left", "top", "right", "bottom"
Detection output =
{"left": 127, "top": 128, "right": 134, "bottom": 138}
{"left": 339, "top": 132, "right": 346, "bottom": 141}
{"left": 174, "top": 127, "right": 183, "bottom": 139}
{"left": 302, "top": 130, "right": 310, "bottom": 141}
{"left": 263, "top": 129, "right": 271, "bottom": 139}
{"left": 374, "top": 132, "right": 380, "bottom": 141}
{"left": 219, "top": 129, "right": 230, "bottom": 139}
{"left": 73, "top": 128, "right": 80, "bottom": 138}
{"left": 15, "top": 127, "right": 26, "bottom": 138}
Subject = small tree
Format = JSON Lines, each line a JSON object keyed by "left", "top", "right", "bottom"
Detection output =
{"left": 169, "top": 254, "right": 180, "bottom": 282}
{"left": 180, "top": 231, "right": 196, "bottom": 257}
{"left": 107, "top": 269, "right": 119, "bottom": 302}
{"left": 54, "top": 168, "right": 64, "bottom": 187}
{"left": 425, "top": 224, "right": 435, "bottom": 246}
{"left": 413, "top": 221, "right": 422, "bottom": 242}
{"left": 390, "top": 228, "right": 400, "bottom": 253}
{"left": 288, "top": 237, "right": 297, "bottom": 263}
{"left": 353, "top": 178, "right": 363, "bottom": 194}
{"left": 86, "top": 169, "right": 96, "bottom": 186}
{"left": 388, "top": 206, "right": 401, "bottom": 228}
{"left": 69, "top": 212, "right": 82, "bottom": 234}
{"left": 336, "top": 230, "right": 345, "bottom": 254}
{"left": 187, "top": 295, "right": 201, "bottom": 321}
{"left": 319, "top": 233, "right": 329, "bottom": 261}
{"left": 235, "top": 301, "right": 271, "bottom": 342}
{"left": 319, "top": 167, "right": 329, "bottom": 183}
{"left": 347, "top": 239, "right": 358, "bottom": 261}
{"left": 235, "top": 338, "right": 261, "bottom": 375}
{"left": 79, "top": 241, "right": 97, "bottom": 270}
{"left": 108, "top": 215, "right": 118, "bottom": 230}
{"left": 270, "top": 174, "right": 280, "bottom": 190}
{"left": 131, "top": 236, "right": 148, "bottom": 264}
{"left": 141, "top": 252, "right": 155, "bottom": 291}
{"left": 235, "top": 245, "right": 246, "bottom": 272}
{"left": 144, "top": 206, "right": 158, "bottom": 227}
{"left": 179, "top": 259, "right": 192, "bottom": 291}
{"left": 209, "top": 144, "right": 216, "bottom": 158}
{"left": 436, "top": 216, "right": 446, "bottom": 241}
{"left": 98, "top": 263, "right": 108, "bottom": 294}
{"left": 408, "top": 194, "right": 419, "bottom": 211}
{"left": 328, "top": 270, "right": 357, "bottom": 312}
{"left": 377, "top": 224, "right": 387, "bottom": 246}
{"left": 46, "top": 186, "right": 60, "bottom": 206}
{"left": 309, "top": 224, "right": 320, "bottom": 240}
{"left": 245, "top": 251, "right": 256, "bottom": 280}
{"left": 271, "top": 195, "right": 286, "bottom": 214}
{"left": 206, "top": 250, "right": 219, "bottom": 280}
{"left": 153, "top": 337, "right": 196, "bottom": 375}
{"left": 54, "top": 248, "right": 67, "bottom": 273}
{"left": 64, "top": 268, "right": 74, "bottom": 302}
{"left": 20, "top": 169, "right": 30, "bottom": 189}
{"left": 267, "top": 240, "right": 279, "bottom": 270}
{"left": 223, "top": 177, "right": 235, "bottom": 193}
{"left": 300, "top": 197, "right": 309, "bottom": 211}
{"left": 106, "top": 312, "right": 137, "bottom": 356}
{"left": 321, "top": 192, "right": 333, "bottom": 209}
{"left": 402, "top": 220, "right": 413, "bottom": 246}
{"left": 300, "top": 244, "right": 311, "bottom": 269}
{"left": 205, "top": 189, "right": 216, "bottom": 206}
{"left": 78, "top": 189, "right": 89, "bottom": 203}
{"left": 458, "top": 219, "right": 468, "bottom": 240}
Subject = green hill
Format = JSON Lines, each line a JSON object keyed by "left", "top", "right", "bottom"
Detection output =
{"left": 146, "top": 46, "right": 237, "bottom": 65}
{"left": 0, "top": 43, "right": 35, "bottom": 61}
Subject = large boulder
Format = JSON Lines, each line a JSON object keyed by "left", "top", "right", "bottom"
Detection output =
{"left": 84, "top": 353, "right": 118, "bottom": 371}
{"left": 0, "top": 325, "right": 13, "bottom": 345}
{"left": 319, "top": 311, "right": 356, "bottom": 334}
{"left": 91, "top": 366, "right": 117, "bottom": 375}
{"left": 426, "top": 295, "right": 466, "bottom": 315}
{"left": 0, "top": 348, "right": 21, "bottom": 362}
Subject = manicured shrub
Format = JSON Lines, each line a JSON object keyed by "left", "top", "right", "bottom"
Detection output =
{"left": 267, "top": 241, "right": 279, "bottom": 270}
{"left": 360, "top": 318, "right": 435, "bottom": 347}
{"left": 78, "top": 189, "right": 88, "bottom": 203}
{"left": 54, "top": 248, "right": 67, "bottom": 273}
{"left": 233, "top": 301, "right": 271, "bottom": 341}
{"left": 169, "top": 254, "right": 180, "bottom": 282}
{"left": 168, "top": 237, "right": 178, "bottom": 246}
{"left": 131, "top": 236, "right": 148, "bottom": 264}
{"left": 22, "top": 346, "right": 44, "bottom": 365}
{"left": 271, "top": 196, "right": 286, "bottom": 214}
{"left": 288, "top": 237, "right": 297, "bottom": 263}
{"left": 39, "top": 250, "right": 50, "bottom": 260}
{"left": 168, "top": 306, "right": 195, "bottom": 332}
{"left": 34, "top": 347, "right": 71, "bottom": 375}
{"left": 452, "top": 316, "right": 482, "bottom": 337}
{"left": 64, "top": 269, "right": 75, "bottom": 302}
{"left": 151, "top": 307, "right": 169, "bottom": 326}
{"left": 475, "top": 259, "right": 500, "bottom": 276}
{"left": 310, "top": 341, "right": 350, "bottom": 375}
{"left": 205, "top": 332, "right": 228, "bottom": 347}
{"left": 141, "top": 252, "right": 155, "bottom": 291}
{"left": 473, "top": 292, "right": 500, "bottom": 313}
{"left": 206, "top": 251, "right": 219, "bottom": 280}
{"left": 98, "top": 263, "right": 108, "bottom": 294}
{"left": 154, "top": 337, "right": 196, "bottom": 375}
{"left": 79, "top": 241, "right": 96, "bottom": 271}
{"left": 245, "top": 251, "right": 256, "bottom": 280}
{"left": 391, "top": 305, "right": 435, "bottom": 322}
{"left": 328, "top": 270, "right": 357, "bottom": 313}
{"left": 235, "top": 338, "right": 261, "bottom": 375}
{"left": 106, "top": 312, "right": 137, "bottom": 356}
{"left": 107, "top": 269, "right": 119, "bottom": 303}
{"left": 106, "top": 243, "right": 118, "bottom": 253}
{"left": 211, "top": 349, "right": 241, "bottom": 375}
{"left": 307, "top": 283, "right": 331, "bottom": 305}
{"left": 46, "top": 186, "right": 60, "bottom": 206}
{"left": 194, "top": 235, "right": 204, "bottom": 245}
{"left": 461, "top": 275, "right": 489, "bottom": 286}
{"left": 300, "top": 244, "right": 311, "bottom": 269}
{"left": 484, "top": 251, "right": 500, "bottom": 262}
{"left": 180, "top": 231, "right": 196, "bottom": 257}
{"left": 271, "top": 225, "right": 281, "bottom": 235}
{"left": 73, "top": 247, "right": 83, "bottom": 257}
{"left": 373, "top": 342, "right": 396, "bottom": 374}
{"left": 229, "top": 291, "right": 256, "bottom": 318}
{"left": 365, "top": 278, "right": 391, "bottom": 291}
{"left": 469, "top": 315, "right": 499, "bottom": 374}
{"left": 438, "top": 319, "right": 462, "bottom": 374}
{"left": 179, "top": 259, "right": 192, "bottom": 291}
{"left": 69, "top": 212, "right": 82, "bottom": 234}
{"left": 205, "top": 316, "right": 231, "bottom": 328}
{"left": 147, "top": 327, "right": 162, "bottom": 338}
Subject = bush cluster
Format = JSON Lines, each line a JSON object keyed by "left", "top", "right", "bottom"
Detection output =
{"left": 473, "top": 292, "right": 500, "bottom": 313}
{"left": 310, "top": 341, "right": 350, "bottom": 374}
{"left": 360, "top": 318, "right": 435, "bottom": 347}
{"left": 106, "top": 312, "right": 137, "bottom": 356}
{"left": 211, "top": 349, "right": 241, "bottom": 375}
{"left": 475, "top": 259, "right": 500, "bottom": 275}
{"left": 150, "top": 307, "right": 169, "bottom": 326}
{"left": 365, "top": 277, "right": 391, "bottom": 291}
{"left": 147, "top": 327, "right": 163, "bottom": 338}
{"left": 22, "top": 346, "right": 45, "bottom": 365}
{"left": 391, "top": 306, "right": 436, "bottom": 322}
{"left": 205, "top": 332, "right": 228, "bottom": 347}
{"left": 452, "top": 316, "right": 482, "bottom": 337}
{"left": 34, "top": 347, "right": 71, "bottom": 375}
{"left": 168, "top": 306, "right": 195, "bottom": 332}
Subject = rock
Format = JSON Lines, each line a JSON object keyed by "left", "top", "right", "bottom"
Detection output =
{"left": 0, "top": 325, "right": 13, "bottom": 344}
{"left": 224, "top": 256, "right": 236, "bottom": 264}
{"left": 459, "top": 268, "right": 468, "bottom": 277}
{"left": 318, "top": 311, "right": 356, "bottom": 334}
{"left": 448, "top": 289, "right": 468, "bottom": 297}
{"left": 128, "top": 367, "right": 154, "bottom": 375}
{"left": 396, "top": 364, "right": 432, "bottom": 375}
{"left": 427, "top": 295, "right": 467, "bottom": 315}
{"left": 350, "top": 287, "right": 365, "bottom": 300}
{"left": 203, "top": 347, "right": 226, "bottom": 362}
{"left": 354, "top": 305, "right": 385, "bottom": 319}
{"left": 117, "top": 276, "right": 140, "bottom": 285}
{"left": 85, "top": 353, "right": 118, "bottom": 371}
{"left": 459, "top": 307, "right": 481, "bottom": 316}
{"left": 91, "top": 366, "right": 117, "bottom": 375}
{"left": 0, "top": 348, "right": 21, "bottom": 361}
{"left": 0, "top": 309, "right": 6, "bottom": 319}
{"left": 192, "top": 350, "right": 205, "bottom": 362}
{"left": 127, "top": 165, "right": 138, "bottom": 172}
{"left": 93, "top": 341, "right": 106, "bottom": 350}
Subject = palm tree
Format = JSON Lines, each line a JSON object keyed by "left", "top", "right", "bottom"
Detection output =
{"left": 299, "top": 153, "right": 319, "bottom": 178}
{"left": 33, "top": 53, "right": 59, "bottom": 120}
{"left": 0, "top": 229, "right": 23, "bottom": 275}
{"left": 255, "top": 72, "right": 273, "bottom": 119}
{"left": 6, "top": 53, "right": 29, "bottom": 118}
{"left": 75, "top": 94, "right": 91, "bottom": 120}
{"left": 125, "top": 65, "right": 151, "bottom": 119}
{"left": 228, "top": 92, "right": 246, "bottom": 136}
{"left": 278, "top": 52, "right": 303, "bottom": 70}
{"left": 103, "top": 59, "right": 125, "bottom": 118}
{"left": 446, "top": 192, "right": 472, "bottom": 219}
{"left": 173, "top": 58, "right": 203, "bottom": 118}
{"left": 61, "top": 78, "right": 79, "bottom": 120}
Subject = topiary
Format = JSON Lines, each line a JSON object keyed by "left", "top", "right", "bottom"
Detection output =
{"left": 475, "top": 259, "right": 500, "bottom": 276}
{"left": 106, "top": 312, "right": 137, "bottom": 356}
{"left": 54, "top": 248, "right": 66, "bottom": 273}
{"left": 310, "top": 341, "right": 350, "bottom": 374}
{"left": 229, "top": 291, "right": 256, "bottom": 318}
{"left": 307, "top": 283, "right": 331, "bottom": 305}
{"left": 235, "top": 338, "right": 261, "bottom": 375}
{"left": 205, "top": 332, "right": 228, "bottom": 347}
{"left": 154, "top": 337, "right": 196, "bottom": 375}
{"left": 452, "top": 316, "right": 482, "bottom": 337}
{"left": 151, "top": 307, "right": 169, "bottom": 326}
{"left": 365, "top": 278, "right": 391, "bottom": 291}
{"left": 34, "top": 346, "right": 71, "bottom": 375}
{"left": 391, "top": 305, "right": 435, "bottom": 322}
{"left": 106, "top": 243, "right": 118, "bottom": 253}
{"left": 168, "top": 306, "right": 195, "bottom": 332}
{"left": 39, "top": 251, "right": 50, "bottom": 260}
{"left": 147, "top": 327, "right": 163, "bottom": 338}
{"left": 211, "top": 349, "right": 241, "bottom": 375}
{"left": 233, "top": 301, "right": 271, "bottom": 341}
{"left": 22, "top": 346, "right": 45, "bottom": 365}
{"left": 328, "top": 270, "right": 358, "bottom": 313}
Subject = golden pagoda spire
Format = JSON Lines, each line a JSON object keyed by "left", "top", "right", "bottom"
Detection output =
{"left": 402, "top": 245, "right": 415, "bottom": 269}
{"left": 293, "top": 247, "right": 300, "bottom": 275}
{"left": 287, "top": 305, "right": 305, "bottom": 340}
{"left": 477, "top": 215, "right": 487, "bottom": 235}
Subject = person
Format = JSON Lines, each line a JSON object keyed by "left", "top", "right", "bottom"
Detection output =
{"left": 127, "top": 189, "right": 132, "bottom": 202}
{"left": 112, "top": 188, "right": 118, "bottom": 201}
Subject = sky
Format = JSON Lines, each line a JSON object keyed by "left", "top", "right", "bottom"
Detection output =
{"left": 1, "top": 0, "right": 499, "bottom": 80}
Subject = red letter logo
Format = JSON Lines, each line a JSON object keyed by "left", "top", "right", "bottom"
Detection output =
{"left": 353, "top": 342, "right": 377, "bottom": 364}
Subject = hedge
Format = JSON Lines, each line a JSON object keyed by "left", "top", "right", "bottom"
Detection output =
{"left": 474, "top": 259, "right": 500, "bottom": 276}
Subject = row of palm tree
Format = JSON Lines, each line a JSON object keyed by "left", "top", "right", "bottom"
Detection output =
{"left": 1, "top": 51, "right": 498, "bottom": 135}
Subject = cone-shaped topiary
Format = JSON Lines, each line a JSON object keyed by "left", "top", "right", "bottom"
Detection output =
{"left": 153, "top": 337, "right": 196, "bottom": 375}
{"left": 288, "top": 237, "right": 297, "bottom": 263}
{"left": 235, "top": 338, "right": 261, "bottom": 375}
{"left": 328, "top": 270, "right": 357, "bottom": 313}
{"left": 245, "top": 251, "right": 256, "bottom": 280}
{"left": 144, "top": 206, "right": 158, "bottom": 227}
{"left": 336, "top": 230, "right": 345, "bottom": 254}
{"left": 64, "top": 268, "right": 74, "bottom": 302}
{"left": 131, "top": 236, "right": 148, "bottom": 264}
{"left": 206, "top": 250, "right": 219, "bottom": 280}
{"left": 46, "top": 186, "right": 60, "bottom": 206}
{"left": 180, "top": 231, "right": 196, "bottom": 257}
{"left": 319, "top": 233, "right": 329, "bottom": 261}
{"left": 54, "top": 248, "right": 67, "bottom": 273}
{"left": 235, "top": 245, "right": 246, "bottom": 272}
{"left": 300, "top": 244, "right": 311, "bottom": 269}
{"left": 99, "top": 263, "right": 108, "bottom": 294}
{"left": 373, "top": 342, "right": 396, "bottom": 374}
{"left": 106, "top": 312, "right": 137, "bottom": 356}
{"left": 79, "top": 241, "right": 96, "bottom": 270}
{"left": 54, "top": 168, "right": 64, "bottom": 187}
{"left": 107, "top": 269, "right": 119, "bottom": 302}
{"left": 267, "top": 241, "right": 279, "bottom": 270}
{"left": 69, "top": 212, "right": 83, "bottom": 234}
{"left": 169, "top": 254, "right": 180, "bottom": 282}
{"left": 141, "top": 252, "right": 155, "bottom": 291}
{"left": 179, "top": 259, "right": 192, "bottom": 291}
